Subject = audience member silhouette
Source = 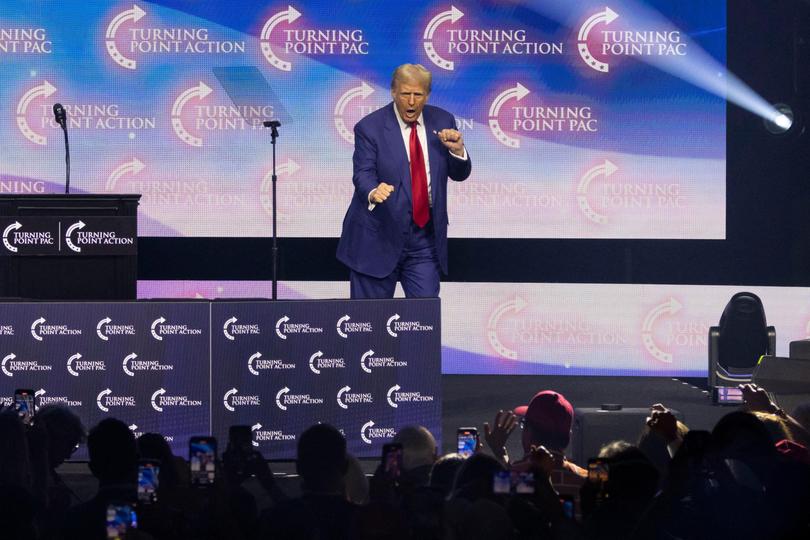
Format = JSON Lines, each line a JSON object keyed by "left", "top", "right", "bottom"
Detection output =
{"left": 261, "top": 423, "right": 357, "bottom": 540}
{"left": 61, "top": 417, "right": 141, "bottom": 540}
{"left": 0, "top": 407, "right": 38, "bottom": 539}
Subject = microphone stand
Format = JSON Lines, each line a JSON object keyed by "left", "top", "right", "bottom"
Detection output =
{"left": 61, "top": 122, "right": 70, "bottom": 194}
{"left": 263, "top": 120, "right": 281, "bottom": 300}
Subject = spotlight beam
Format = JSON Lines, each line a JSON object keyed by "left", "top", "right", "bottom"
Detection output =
{"left": 514, "top": 0, "right": 787, "bottom": 127}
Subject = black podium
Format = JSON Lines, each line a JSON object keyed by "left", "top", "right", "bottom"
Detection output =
{"left": 0, "top": 194, "right": 139, "bottom": 300}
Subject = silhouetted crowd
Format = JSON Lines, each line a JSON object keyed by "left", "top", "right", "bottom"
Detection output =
{"left": 2, "top": 383, "right": 809, "bottom": 540}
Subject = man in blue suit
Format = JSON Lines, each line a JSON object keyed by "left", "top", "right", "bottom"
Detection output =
{"left": 337, "top": 64, "right": 472, "bottom": 299}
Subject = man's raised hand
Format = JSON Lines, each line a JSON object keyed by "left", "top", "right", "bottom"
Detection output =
{"left": 436, "top": 128, "right": 465, "bottom": 156}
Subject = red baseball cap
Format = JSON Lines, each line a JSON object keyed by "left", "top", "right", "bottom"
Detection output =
{"left": 514, "top": 390, "right": 574, "bottom": 437}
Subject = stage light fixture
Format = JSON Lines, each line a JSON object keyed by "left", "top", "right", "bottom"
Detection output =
{"left": 763, "top": 103, "right": 794, "bottom": 134}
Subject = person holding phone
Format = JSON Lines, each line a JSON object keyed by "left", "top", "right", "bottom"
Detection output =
{"left": 0, "top": 407, "right": 39, "bottom": 538}
{"left": 62, "top": 418, "right": 139, "bottom": 540}
{"left": 485, "top": 390, "right": 587, "bottom": 513}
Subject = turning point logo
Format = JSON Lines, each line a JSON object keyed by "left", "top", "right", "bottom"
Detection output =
{"left": 106, "top": 157, "right": 145, "bottom": 192}
{"left": 106, "top": 4, "right": 246, "bottom": 70}
{"left": 261, "top": 5, "right": 368, "bottom": 71}
{"left": 423, "top": 6, "right": 464, "bottom": 70}
{"left": 30, "top": 317, "right": 82, "bottom": 341}
{"left": 336, "top": 385, "right": 373, "bottom": 409}
{"left": 361, "top": 420, "right": 396, "bottom": 444}
{"left": 223, "top": 316, "right": 260, "bottom": 340}
{"left": 488, "top": 82, "right": 598, "bottom": 149}
{"left": 172, "top": 81, "right": 213, "bottom": 147}
{"left": 251, "top": 422, "right": 296, "bottom": 445}
{"left": 577, "top": 7, "right": 686, "bottom": 73}
{"left": 275, "top": 315, "right": 323, "bottom": 339}
{"left": 386, "top": 384, "right": 435, "bottom": 408}
{"left": 17, "top": 80, "right": 57, "bottom": 145}
{"left": 423, "top": 5, "right": 563, "bottom": 71}
{"left": 1, "top": 353, "right": 52, "bottom": 377}
{"left": 275, "top": 386, "right": 323, "bottom": 411}
{"left": 106, "top": 4, "right": 147, "bottom": 70}
{"left": 386, "top": 313, "right": 433, "bottom": 337}
{"left": 122, "top": 353, "right": 138, "bottom": 376}
{"left": 1, "top": 353, "right": 14, "bottom": 377}
{"left": 260, "top": 159, "right": 301, "bottom": 218}
{"left": 122, "top": 352, "right": 173, "bottom": 377}
{"left": 248, "top": 351, "right": 294, "bottom": 375}
{"left": 151, "top": 317, "right": 165, "bottom": 340}
{"left": 576, "top": 160, "right": 619, "bottom": 225}
{"left": 489, "top": 83, "right": 530, "bottom": 149}
{"left": 261, "top": 5, "right": 302, "bottom": 71}
{"left": 223, "top": 388, "right": 261, "bottom": 411}
{"left": 151, "top": 387, "right": 202, "bottom": 412}
{"left": 334, "top": 82, "right": 374, "bottom": 144}
{"left": 96, "top": 316, "right": 136, "bottom": 340}
{"left": 641, "top": 297, "right": 682, "bottom": 363}
{"left": 337, "top": 315, "right": 372, "bottom": 338}
{"left": 65, "top": 221, "right": 84, "bottom": 253}
{"left": 487, "top": 297, "right": 528, "bottom": 359}
{"left": 96, "top": 388, "right": 136, "bottom": 412}
{"left": 309, "top": 351, "right": 345, "bottom": 374}
{"left": 360, "top": 349, "right": 406, "bottom": 373}
{"left": 577, "top": 7, "right": 619, "bottom": 73}
{"left": 66, "top": 352, "right": 106, "bottom": 377}
{"left": 149, "top": 317, "right": 203, "bottom": 340}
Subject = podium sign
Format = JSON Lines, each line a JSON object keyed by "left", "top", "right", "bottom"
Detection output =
{"left": 0, "top": 194, "right": 139, "bottom": 300}
{"left": 0, "top": 217, "right": 137, "bottom": 256}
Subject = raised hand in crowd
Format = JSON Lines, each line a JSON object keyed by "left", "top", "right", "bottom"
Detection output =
{"left": 483, "top": 409, "right": 518, "bottom": 465}
{"left": 646, "top": 403, "right": 679, "bottom": 443}
{"left": 740, "top": 382, "right": 810, "bottom": 448}
{"left": 739, "top": 382, "right": 781, "bottom": 414}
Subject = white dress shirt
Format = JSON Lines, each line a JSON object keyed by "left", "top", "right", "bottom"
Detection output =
{"left": 368, "top": 103, "right": 467, "bottom": 210}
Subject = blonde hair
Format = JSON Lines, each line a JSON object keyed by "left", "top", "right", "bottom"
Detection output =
{"left": 391, "top": 63, "right": 432, "bottom": 93}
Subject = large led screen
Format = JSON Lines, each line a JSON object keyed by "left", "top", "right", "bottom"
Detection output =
{"left": 1, "top": 0, "right": 725, "bottom": 238}
{"left": 139, "top": 281, "right": 809, "bottom": 378}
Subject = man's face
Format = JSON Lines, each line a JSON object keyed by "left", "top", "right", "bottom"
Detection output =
{"left": 392, "top": 79, "right": 429, "bottom": 124}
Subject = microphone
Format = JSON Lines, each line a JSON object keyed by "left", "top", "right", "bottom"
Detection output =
{"left": 263, "top": 120, "right": 281, "bottom": 128}
{"left": 53, "top": 103, "right": 67, "bottom": 129}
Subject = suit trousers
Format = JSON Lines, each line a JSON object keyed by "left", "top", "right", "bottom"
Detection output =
{"left": 350, "top": 219, "right": 440, "bottom": 299}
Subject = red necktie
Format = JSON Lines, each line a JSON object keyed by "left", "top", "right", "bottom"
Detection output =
{"left": 409, "top": 122, "right": 430, "bottom": 228}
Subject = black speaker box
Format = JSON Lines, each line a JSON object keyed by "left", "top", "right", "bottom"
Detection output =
{"left": 570, "top": 407, "right": 683, "bottom": 465}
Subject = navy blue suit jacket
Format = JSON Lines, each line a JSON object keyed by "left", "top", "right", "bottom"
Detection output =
{"left": 337, "top": 103, "right": 472, "bottom": 278}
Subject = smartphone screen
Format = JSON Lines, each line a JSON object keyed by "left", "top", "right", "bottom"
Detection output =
{"left": 382, "top": 443, "right": 403, "bottom": 480}
{"left": 190, "top": 437, "right": 217, "bottom": 486}
{"left": 492, "top": 470, "right": 511, "bottom": 494}
{"left": 716, "top": 386, "right": 743, "bottom": 404}
{"left": 137, "top": 461, "right": 160, "bottom": 504}
{"left": 13, "top": 388, "right": 35, "bottom": 425}
{"left": 106, "top": 504, "right": 137, "bottom": 540}
{"left": 457, "top": 428, "right": 477, "bottom": 458}
{"left": 512, "top": 471, "right": 535, "bottom": 494}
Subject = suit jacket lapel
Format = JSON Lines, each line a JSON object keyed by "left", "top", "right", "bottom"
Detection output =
{"left": 383, "top": 104, "right": 412, "bottom": 204}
